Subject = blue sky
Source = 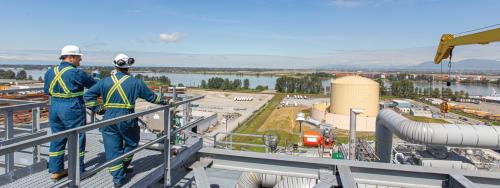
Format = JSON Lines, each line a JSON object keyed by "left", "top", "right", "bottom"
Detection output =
{"left": 0, "top": 0, "right": 499, "bottom": 68}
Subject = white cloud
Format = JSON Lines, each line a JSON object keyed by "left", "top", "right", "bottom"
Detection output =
{"left": 159, "top": 32, "right": 186, "bottom": 43}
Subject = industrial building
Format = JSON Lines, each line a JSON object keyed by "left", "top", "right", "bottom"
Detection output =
{"left": 410, "top": 108, "right": 433, "bottom": 118}
{"left": 2, "top": 86, "right": 500, "bottom": 187}
{"left": 311, "top": 76, "right": 379, "bottom": 132}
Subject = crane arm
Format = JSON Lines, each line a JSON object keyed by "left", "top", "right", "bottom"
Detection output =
{"left": 433, "top": 28, "right": 500, "bottom": 64}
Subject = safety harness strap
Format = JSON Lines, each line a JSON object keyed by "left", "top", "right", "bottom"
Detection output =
{"left": 104, "top": 74, "right": 134, "bottom": 109}
{"left": 48, "top": 66, "right": 83, "bottom": 98}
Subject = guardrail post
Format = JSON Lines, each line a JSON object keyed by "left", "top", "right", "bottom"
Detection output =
{"left": 32, "top": 107, "right": 40, "bottom": 163}
{"left": 89, "top": 111, "right": 96, "bottom": 124}
{"left": 67, "top": 132, "right": 80, "bottom": 187}
{"left": 159, "top": 86, "right": 163, "bottom": 98}
{"left": 213, "top": 134, "right": 217, "bottom": 148}
{"left": 4, "top": 110, "right": 14, "bottom": 173}
{"left": 229, "top": 134, "right": 233, "bottom": 150}
{"left": 163, "top": 107, "right": 171, "bottom": 187}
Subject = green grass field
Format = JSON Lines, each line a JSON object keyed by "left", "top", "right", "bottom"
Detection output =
{"left": 229, "top": 94, "right": 318, "bottom": 152}
{"left": 403, "top": 115, "right": 449, "bottom": 123}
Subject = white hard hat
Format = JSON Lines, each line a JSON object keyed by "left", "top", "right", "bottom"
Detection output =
{"left": 113, "top": 53, "right": 135, "bottom": 68}
{"left": 60, "top": 45, "right": 83, "bottom": 56}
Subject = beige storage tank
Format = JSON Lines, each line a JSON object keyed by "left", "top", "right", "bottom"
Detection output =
{"left": 330, "top": 76, "right": 379, "bottom": 117}
{"left": 311, "top": 103, "right": 329, "bottom": 122}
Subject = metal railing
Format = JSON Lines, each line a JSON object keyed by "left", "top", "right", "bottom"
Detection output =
{"left": 0, "top": 95, "right": 204, "bottom": 187}
{"left": 0, "top": 99, "right": 47, "bottom": 174}
{"left": 0, "top": 87, "right": 45, "bottom": 95}
{"left": 213, "top": 132, "right": 273, "bottom": 152}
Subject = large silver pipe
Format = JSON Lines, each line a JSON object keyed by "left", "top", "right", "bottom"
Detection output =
{"left": 349, "top": 108, "right": 363, "bottom": 160}
{"left": 376, "top": 109, "right": 500, "bottom": 162}
{"left": 235, "top": 172, "right": 316, "bottom": 188}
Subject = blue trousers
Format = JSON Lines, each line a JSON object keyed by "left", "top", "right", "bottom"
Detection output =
{"left": 102, "top": 109, "right": 139, "bottom": 185}
{"left": 48, "top": 97, "right": 86, "bottom": 173}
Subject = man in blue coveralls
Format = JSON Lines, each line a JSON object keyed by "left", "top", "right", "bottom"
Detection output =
{"left": 84, "top": 54, "right": 167, "bottom": 187}
{"left": 44, "top": 45, "right": 96, "bottom": 181}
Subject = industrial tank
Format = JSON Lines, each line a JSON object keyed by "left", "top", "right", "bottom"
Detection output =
{"left": 311, "top": 103, "right": 328, "bottom": 122}
{"left": 330, "top": 76, "right": 379, "bottom": 117}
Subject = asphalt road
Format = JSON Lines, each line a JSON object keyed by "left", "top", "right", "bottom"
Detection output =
{"left": 407, "top": 99, "right": 484, "bottom": 125}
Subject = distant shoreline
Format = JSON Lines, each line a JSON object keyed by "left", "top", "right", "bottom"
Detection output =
{"left": 1, "top": 63, "right": 499, "bottom": 76}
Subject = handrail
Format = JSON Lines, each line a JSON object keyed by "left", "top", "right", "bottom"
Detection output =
{"left": 0, "top": 101, "right": 47, "bottom": 112}
{"left": 0, "top": 95, "right": 203, "bottom": 155}
{"left": 82, "top": 117, "right": 204, "bottom": 179}
{"left": 0, "top": 95, "right": 204, "bottom": 187}
{"left": 0, "top": 87, "right": 44, "bottom": 94}
{"left": 213, "top": 132, "right": 272, "bottom": 152}
{"left": 0, "top": 98, "right": 45, "bottom": 174}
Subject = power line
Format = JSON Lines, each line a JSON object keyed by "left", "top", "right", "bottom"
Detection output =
{"left": 453, "top": 24, "right": 500, "bottom": 36}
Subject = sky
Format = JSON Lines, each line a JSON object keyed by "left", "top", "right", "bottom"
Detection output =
{"left": 0, "top": 0, "right": 499, "bottom": 68}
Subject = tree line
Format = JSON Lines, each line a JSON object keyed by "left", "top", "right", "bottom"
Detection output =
{"left": 377, "top": 79, "right": 469, "bottom": 100}
{"left": 200, "top": 77, "right": 264, "bottom": 90}
{"left": 275, "top": 75, "right": 323, "bottom": 94}
{"left": 135, "top": 74, "right": 171, "bottom": 86}
{"left": 0, "top": 69, "right": 33, "bottom": 80}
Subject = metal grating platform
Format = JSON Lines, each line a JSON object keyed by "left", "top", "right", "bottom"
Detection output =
{"left": 1, "top": 130, "right": 163, "bottom": 188}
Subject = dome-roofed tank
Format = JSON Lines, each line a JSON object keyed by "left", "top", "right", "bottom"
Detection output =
{"left": 330, "top": 75, "right": 379, "bottom": 117}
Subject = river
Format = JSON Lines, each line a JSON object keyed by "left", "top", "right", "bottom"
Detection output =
{"left": 3, "top": 68, "right": 499, "bottom": 96}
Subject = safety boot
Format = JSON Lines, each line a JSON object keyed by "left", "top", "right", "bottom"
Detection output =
{"left": 50, "top": 169, "right": 68, "bottom": 181}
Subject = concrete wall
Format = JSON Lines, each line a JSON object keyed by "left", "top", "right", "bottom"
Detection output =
{"left": 311, "top": 103, "right": 329, "bottom": 123}
{"left": 323, "top": 113, "right": 376, "bottom": 132}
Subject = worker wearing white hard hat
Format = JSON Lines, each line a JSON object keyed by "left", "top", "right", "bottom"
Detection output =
{"left": 44, "top": 45, "right": 96, "bottom": 181}
{"left": 59, "top": 45, "right": 83, "bottom": 66}
{"left": 112, "top": 53, "right": 135, "bottom": 68}
{"left": 84, "top": 53, "right": 168, "bottom": 187}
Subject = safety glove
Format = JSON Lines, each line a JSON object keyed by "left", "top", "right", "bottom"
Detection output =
{"left": 95, "top": 104, "right": 106, "bottom": 115}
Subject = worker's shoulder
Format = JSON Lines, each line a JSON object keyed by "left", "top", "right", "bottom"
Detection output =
{"left": 65, "top": 67, "right": 88, "bottom": 75}
{"left": 125, "top": 75, "right": 145, "bottom": 84}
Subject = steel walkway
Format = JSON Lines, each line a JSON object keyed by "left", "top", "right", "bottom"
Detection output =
{"left": 1, "top": 130, "right": 163, "bottom": 188}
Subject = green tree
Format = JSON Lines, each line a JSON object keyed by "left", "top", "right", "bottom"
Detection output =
{"left": 135, "top": 74, "right": 144, "bottom": 80}
{"left": 158, "top": 76, "right": 171, "bottom": 86}
{"left": 375, "top": 78, "right": 387, "bottom": 95}
{"left": 200, "top": 80, "right": 207, "bottom": 88}
{"left": 390, "top": 80, "right": 415, "bottom": 98}
{"left": 243, "top": 79, "right": 250, "bottom": 89}
{"left": 38, "top": 76, "right": 43, "bottom": 82}
{"left": 275, "top": 74, "right": 322, "bottom": 94}
{"left": 255, "top": 85, "right": 267, "bottom": 91}
{"left": 233, "top": 79, "right": 242, "bottom": 89}
{"left": 16, "top": 70, "right": 27, "bottom": 80}
{"left": 0, "top": 70, "right": 16, "bottom": 79}
{"left": 432, "top": 88, "right": 440, "bottom": 98}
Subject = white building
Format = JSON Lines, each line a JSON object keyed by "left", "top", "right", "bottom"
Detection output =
{"left": 410, "top": 109, "right": 433, "bottom": 118}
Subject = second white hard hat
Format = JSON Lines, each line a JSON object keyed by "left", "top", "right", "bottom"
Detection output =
{"left": 60, "top": 45, "right": 83, "bottom": 56}
{"left": 113, "top": 53, "right": 135, "bottom": 68}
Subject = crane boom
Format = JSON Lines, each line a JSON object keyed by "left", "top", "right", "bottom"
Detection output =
{"left": 433, "top": 28, "right": 500, "bottom": 64}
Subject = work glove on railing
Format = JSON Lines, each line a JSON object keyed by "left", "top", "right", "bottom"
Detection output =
{"left": 160, "top": 99, "right": 176, "bottom": 108}
{"left": 94, "top": 104, "right": 106, "bottom": 115}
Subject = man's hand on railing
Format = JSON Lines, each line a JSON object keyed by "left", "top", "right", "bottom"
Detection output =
{"left": 95, "top": 104, "right": 106, "bottom": 115}
{"left": 160, "top": 99, "right": 176, "bottom": 108}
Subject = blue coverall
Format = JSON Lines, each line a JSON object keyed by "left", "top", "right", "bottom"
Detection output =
{"left": 44, "top": 61, "right": 96, "bottom": 174}
{"left": 84, "top": 71, "right": 164, "bottom": 185}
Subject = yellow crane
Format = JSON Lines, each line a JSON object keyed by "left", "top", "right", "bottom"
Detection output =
{"left": 433, "top": 26, "right": 500, "bottom": 113}
{"left": 434, "top": 27, "right": 500, "bottom": 64}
